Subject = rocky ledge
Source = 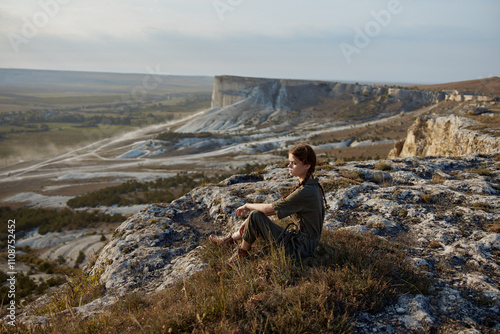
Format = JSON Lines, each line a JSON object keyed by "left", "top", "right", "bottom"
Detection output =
{"left": 20, "top": 154, "right": 500, "bottom": 332}
{"left": 390, "top": 114, "right": 500, "bottom": 159}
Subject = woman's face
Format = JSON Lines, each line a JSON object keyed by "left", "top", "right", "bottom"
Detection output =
{"left": 288, "top": 153, "right": 310, "bottom": 180}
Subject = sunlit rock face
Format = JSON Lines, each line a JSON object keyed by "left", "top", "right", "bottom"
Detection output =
{"left": 389, "top": 115, "right": 500, "bottom": 158}
{"left": 17, "top": 153, "right": 499, "bottom": 332}
{"left": 177, "top": 75, "right": 442, "bottom": 133}
{"left": 82, "top": 153, "right": 500, "bottom": 333}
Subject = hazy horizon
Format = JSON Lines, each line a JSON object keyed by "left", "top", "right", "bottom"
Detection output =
{"left": 2, "top": 67, "right": 490, "bottom": 87}
{"left": 1, "top": 1, "right": 499, "bottom": 85}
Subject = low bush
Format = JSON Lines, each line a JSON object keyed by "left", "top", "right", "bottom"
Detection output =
{"left": 67, "top": 172, "right": 235, "bottom": 209}
{"left": 431, "top": 174, "right": 447, "bottom": 184}
{"left": 374, "top": 162, "right": 392, "bottom": 171}
{"left": 485, "top": 220, "right": 500, "bottom": 233}
{"left": 340, "top": 169, "right": 365, "bottom": 182}
{"left": 470, "top": 168, "right": 492, "bottom": 176}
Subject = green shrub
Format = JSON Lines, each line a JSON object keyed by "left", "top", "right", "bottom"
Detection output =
{"left": 74, "top": 251, "right": 86, "bottom": 268}
{"left": 66, "top": 172, "right": 231, "bottom": 208}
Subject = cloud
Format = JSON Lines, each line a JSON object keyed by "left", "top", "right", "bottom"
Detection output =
{"left": 0, "top": 0, "right": 498, "bottom": 83}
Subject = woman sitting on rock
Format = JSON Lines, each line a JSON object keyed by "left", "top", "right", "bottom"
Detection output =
{"left": 210, "top": 144, "right": 327, "bottom": 262}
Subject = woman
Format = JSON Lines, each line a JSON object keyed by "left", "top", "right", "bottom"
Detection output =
{"left": 210, "top": 144, "right": 327, "bottom": 262}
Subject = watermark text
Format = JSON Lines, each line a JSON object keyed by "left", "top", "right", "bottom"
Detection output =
{"left": 6, "top": 219, "right": 17, "bottom": 326}
{"left": 213, "top": 0, "right": 244, "bottom": 21}
{"left": 6, "top": 0, "right": 73, "bottom": 53}
{"left": 340, "top": 0, "right": 405, "bottom": 64}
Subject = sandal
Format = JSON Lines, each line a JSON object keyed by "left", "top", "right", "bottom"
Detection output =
{"left": 209, "top": 234, "right": 235, "bottom": 247}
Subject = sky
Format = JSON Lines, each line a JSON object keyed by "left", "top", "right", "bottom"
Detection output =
{"left": 1, "top": 0, "right": 499, "bottom": 84}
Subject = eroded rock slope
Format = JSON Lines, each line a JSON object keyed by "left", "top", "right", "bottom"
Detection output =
{"left": 85, "top": 153, "right": 500, "bottom": 333}
{"left": 176, "top": 75, "right": 443, "bottom": 133}
{"left": 389, "top": 105, "right": 500, "bottom": 158}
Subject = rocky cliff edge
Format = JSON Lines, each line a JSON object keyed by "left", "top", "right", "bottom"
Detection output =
{"left": 16, "top": 154, "right": 499, "bottom": 332}
{"left": 389, "top": 112, "right": 500, "bottom": 159}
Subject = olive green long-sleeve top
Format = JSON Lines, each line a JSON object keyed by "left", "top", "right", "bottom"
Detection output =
{"left": 272, "top": 178, "right": 325, "bottom": 257}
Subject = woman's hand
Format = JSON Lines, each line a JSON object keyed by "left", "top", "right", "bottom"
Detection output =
{"left": 236, "top": 203, "right": 276, "bottom": 217}
{"left": 236, "top": 204, "right": 249, "bottom": 217}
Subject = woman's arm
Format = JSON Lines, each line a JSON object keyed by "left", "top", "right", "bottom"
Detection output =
{"left": 236, "top": 203, "right": 276, "bottom": 217}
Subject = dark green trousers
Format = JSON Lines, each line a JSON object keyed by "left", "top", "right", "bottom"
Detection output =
{"left": 241, "top": 211, "right": 317, "bottom": 258}
{"left": 241, "top": 211, "right": 285, "bottom": 245}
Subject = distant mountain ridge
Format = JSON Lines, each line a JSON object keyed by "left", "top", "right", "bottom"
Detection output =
{"left": 416, "top": 76, "right": 500, "bottom": 95}
{"left": 211, "top": 75, "right": 441, "bottom": 110}
{"left": 175, "top": 75, "right": 499, "bottom": 162}
{"left": 0, "top": 68, "right": 213, "bottom": 94}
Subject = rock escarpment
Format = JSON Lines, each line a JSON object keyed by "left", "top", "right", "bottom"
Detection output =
{"left": 389, "top": 114, "right": 500, "bottom": 158}
{"left": 177, "top": 75, "right": 443, "bottom": 133}
{"left": 67, "top": 154, "right": 500, "bottom": 333}
{"left": 211, "top": 75, "right": 441, "bottom": 110}
{"left": 17, "top": 155, "right": 500, "bottom": 332}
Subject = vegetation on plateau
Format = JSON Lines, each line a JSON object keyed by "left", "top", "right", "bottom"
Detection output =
{"left": 67, "top": 167, "right": 266, "bottom": 209}
{"left": 0, "top": 207, "right": 123, "bottom": 243}
{"left": 0, "top": 246, "right": 80, "bottom": 306}
{"left": 0, "top": 93, "right": 211, "bottom": 159}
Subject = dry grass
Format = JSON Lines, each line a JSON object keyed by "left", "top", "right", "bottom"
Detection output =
{"left": 321, "top": 178, "right": 357, "bottom": 192}
{"left": 321, "top": 143, "right": 395, "bottom": 162}
{"left": 416, "top": 77, "right": 500, "bottom": 95}
{"left": 428, "top": 241, "right": 442, "bottom": 249}
{"left": 485, "top": 220, "right": 500, "bottom": 233}
{"left": 431, "top": 174, "right": 447, "bottom": 184}
{"left": 340, "top": 170, "right": 364, "bottom": 182}
{"left": 373, "top": 172, "right": 394, "bottom": 187}
{"left": 7, "top": 230, "right": 431, "bottom": 334}
{"left": 374, "top": 162, "right": 392, "bottom": 171}
{"left": 471, "top": 201, "right": 491, "bottom": 212}
{"left": 470, "top": 168, "right": 492, "bottom": 176}
{"left": 420, "top": 193, "right": 433, "bottom": 204}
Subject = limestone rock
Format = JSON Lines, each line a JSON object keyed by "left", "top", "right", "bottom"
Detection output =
{"left": 18, "top": 155, "right": 500, "bottom": 332}
{"left": 87, "top": 154, "right": 500, "bottom": 332}
{"left": 389, "top": 115, "right": 500, "bottom": 158}
{"left": 177, "top": 75, "right": 443, "bottom": 133}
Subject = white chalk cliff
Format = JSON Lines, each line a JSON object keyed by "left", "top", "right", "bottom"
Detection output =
{"left": 389, "top": 115, "right": 500, "bottom": 158}
{"left": 176, "top": 75, "right": 443, "bottom": 133}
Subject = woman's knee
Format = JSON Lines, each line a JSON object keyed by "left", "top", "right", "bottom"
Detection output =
{"left": 244, "top": 210, "right": 267, "bottom": 233}
{"left": 247, "top": 210, "right": 266, "bottom": 227}
{"left": 248, "top": 210, "right": 266, "bottom": 220}
{"left": 242, "top": 211, "right": 264, "bottom": 244}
